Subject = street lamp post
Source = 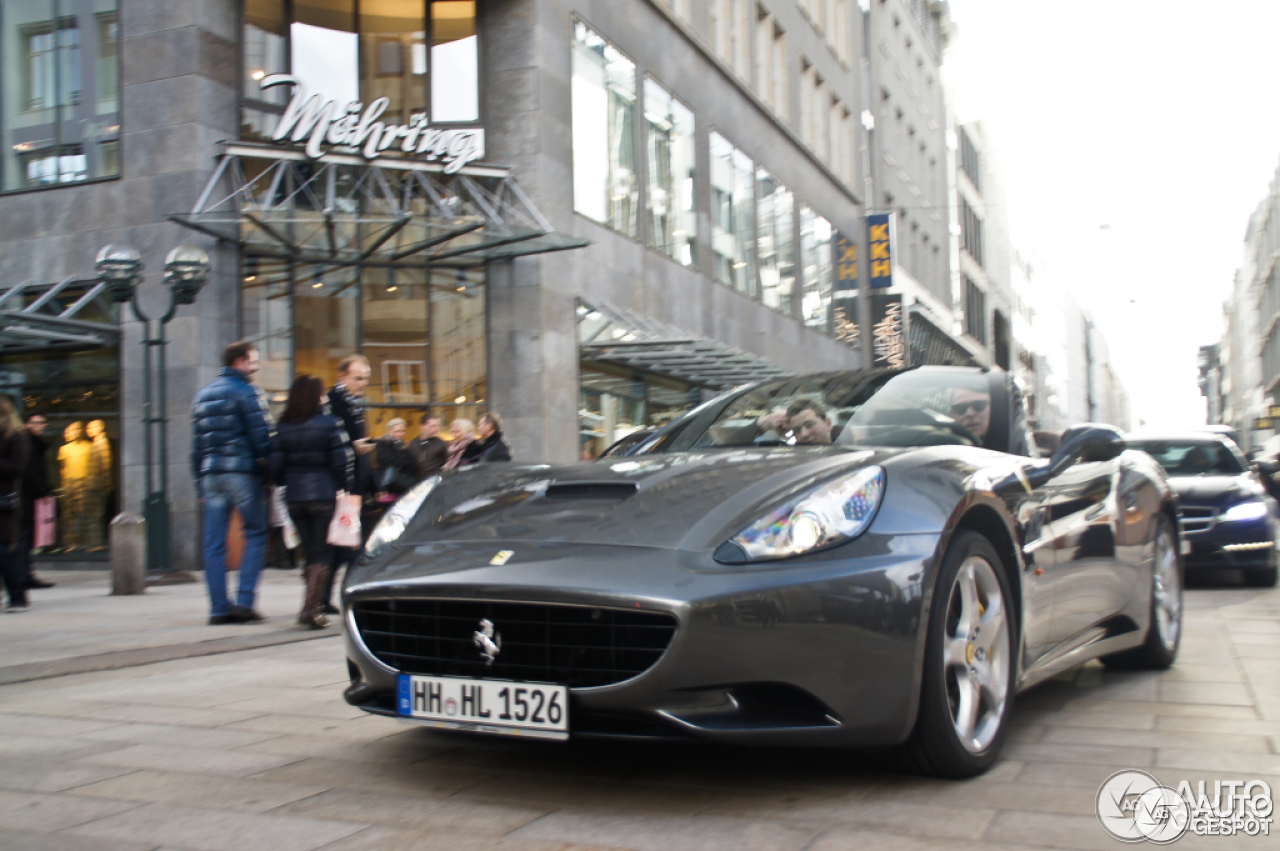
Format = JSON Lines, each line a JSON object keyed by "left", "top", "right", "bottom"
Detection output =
{"left": 96, "top": 244, "right": 211, "bottom": 579}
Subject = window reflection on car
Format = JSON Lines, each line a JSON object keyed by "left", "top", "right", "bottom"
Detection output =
{"left": 1127, "top": 441, "right": 1245, "bottom": 477}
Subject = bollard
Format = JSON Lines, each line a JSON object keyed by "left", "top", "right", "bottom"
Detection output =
{"left": 110, "top": 512, "right": 147, "bottom": 595}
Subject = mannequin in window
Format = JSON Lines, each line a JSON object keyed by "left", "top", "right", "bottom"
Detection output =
{"left": 85, "top": 420, "right": 113, "bottom": 550}
{"left": 58, "top": 422, "right": 91, "bottom": 550}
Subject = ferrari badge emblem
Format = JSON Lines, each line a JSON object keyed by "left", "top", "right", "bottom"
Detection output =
{"left": 490, "top": 550, "right": 514, "bottom": 565}
{"left": 473, "top": 618, "right": 502, "bottom": 665}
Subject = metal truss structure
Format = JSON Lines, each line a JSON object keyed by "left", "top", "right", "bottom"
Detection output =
{"left": 171, "top": 142, "right": 589, "bottom": 268}
{"left": 0, "top": 277, "right": 118, "bottom": 353}
{"left": 578, "top": 300, "right": 793, "bottom": 390}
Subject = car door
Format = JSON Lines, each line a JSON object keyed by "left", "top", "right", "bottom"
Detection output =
{"left": 1038, "top": 456, "right": 1122, "bottom": 653}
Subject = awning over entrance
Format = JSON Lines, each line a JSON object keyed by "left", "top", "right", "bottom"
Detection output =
{"left": 908, "top": 305, "right": 981, "bottom": 367}
{"left": 171, "top": 142, "right": 590, "bottom": 267}
{"left": 0, "top": 277, "right": 119, "bottom": 353}
{"left": 578, "top": 301, "right": 793, "bottom": 390}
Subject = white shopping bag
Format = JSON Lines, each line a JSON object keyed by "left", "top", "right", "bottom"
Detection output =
{"left": 326, "top": 491, "right": 363, "bottom": 549}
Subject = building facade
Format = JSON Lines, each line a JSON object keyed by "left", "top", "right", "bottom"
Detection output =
{"left": 0, "top": 0, "right": 894, "bottom": 569}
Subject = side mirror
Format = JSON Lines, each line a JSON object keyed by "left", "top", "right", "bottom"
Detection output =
{"left": 1017, "top": 424, "right": 1125, "bottom": 491}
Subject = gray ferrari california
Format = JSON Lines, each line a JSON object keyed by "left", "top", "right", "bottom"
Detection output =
{"left": 341, "top": 366, "right": 1182, "bottom": 777}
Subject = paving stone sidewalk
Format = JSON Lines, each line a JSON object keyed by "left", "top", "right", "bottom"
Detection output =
{"left": 0, "top": 573, "right": 1276, "bottom": 850}
{"left": 0, "top": 568, "right": 331, "bottom": 685}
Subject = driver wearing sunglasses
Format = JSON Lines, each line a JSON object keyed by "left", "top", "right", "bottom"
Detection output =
{"left": 949, "top": 387, "right": 991, "bottom": 439}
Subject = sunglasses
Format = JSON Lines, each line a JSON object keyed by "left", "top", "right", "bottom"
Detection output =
{"left": 951, "top": 400, "right": 988, "bottom": 416}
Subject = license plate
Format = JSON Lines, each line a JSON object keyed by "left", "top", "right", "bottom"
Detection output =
{"left": 397, "top": 674, "right": 569, "bottom": 740}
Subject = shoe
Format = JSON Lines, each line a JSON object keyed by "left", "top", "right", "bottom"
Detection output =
{"left": 26, "top": 576, "right": 56, "bottom": 589}
{"left": 323, "top": 603, "right": 340, "bottom": 615}
{"left": 208, "top": 612, "right": 238, "bottom": 625}
{"left": 299, "top": 564, "right": 331, "bottom": 629}
{"left": 7, "top": 603, "right": 30, "bottom": 613}
{"left": 229, "top": 605, "right": 265, "bottom": 623}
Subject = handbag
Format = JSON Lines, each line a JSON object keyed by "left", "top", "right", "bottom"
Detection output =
{"left": 327, "top": 491, "right": 363, "bottom": 549}
{"left": 34, "top": 496, "right": 57, "bottom": 548}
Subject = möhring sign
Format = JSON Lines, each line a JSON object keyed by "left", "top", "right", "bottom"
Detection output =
{"left": 261, "top": 75, "right": 485, "bottom": 173}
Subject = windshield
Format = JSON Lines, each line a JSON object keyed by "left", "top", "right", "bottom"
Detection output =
{"left": 1128, "top": 441, "right": 1245, "bottom": 476}
{"left": 677, "top": 369, "right": 1001, "bottom": 452}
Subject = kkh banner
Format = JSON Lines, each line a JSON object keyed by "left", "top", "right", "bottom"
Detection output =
{"left": 870, "top": 293, "right": 906, "bottom": 368}
{"left": 867, "top": 213, "right": 895, "bottom": 288}
{"left": 834, "top": 232, "right": 858, "bottom": 293}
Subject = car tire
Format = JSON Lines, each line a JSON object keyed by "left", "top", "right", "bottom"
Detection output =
{"left": 904, "top": 530, "right": 1015, "bottom": 778}
{"left": 1102, "top": 515, "right": 1182, "bottom": 670}
{"left": 1244, "top": 565, "right": 1278, "bottom": 588}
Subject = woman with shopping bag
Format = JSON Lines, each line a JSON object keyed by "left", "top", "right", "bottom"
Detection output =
{"left": 269, "top": 376, "right": 354, "bottom": 629}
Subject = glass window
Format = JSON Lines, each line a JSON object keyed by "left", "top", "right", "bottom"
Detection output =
{"left": 430, "top": 266, "right": 486, "bottom": 412}
{"left": 799, "top": 204, "right": 833, "bottom": 334}
{"left": 361, "top": 0, "right": 427, "bottom": 127}
{"left": 710, "top": 132, "right": 755, "bottom": 295}
{"left": 431, "top": 1, "right": 477, "bottom": 122}
{"left": 2, "top": 0, "right": 120, "bottom": 192}
{"left": 243, "top": 0, "right": 288, "bottom": 105}
{"left": 294, "top": 263, "right": 360, "bottom": 385}
{"left": 756, "top": 168, "right": 795, "bottom": 315}
{"left": 644, "top": 78, "right": 696, "bottom": 266}
{"left": 571, "top": 21, "right": 638, "bottom": 236}
{"left": 240, "top": 256, "right": 293, "bottom": 412}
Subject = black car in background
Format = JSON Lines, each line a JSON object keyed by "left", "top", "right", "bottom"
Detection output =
{"left": 1126, "top": 433, "right": 1278, "bottom": 586}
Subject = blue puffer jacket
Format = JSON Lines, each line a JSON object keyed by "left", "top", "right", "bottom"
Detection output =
{"left": 269, "top": 414, "right": 353, "bottom": 504}
{"left": 190, "top": 367, "right": 274, "bottom": 479}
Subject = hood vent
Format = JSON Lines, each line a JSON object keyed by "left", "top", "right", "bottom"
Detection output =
{"left": 544, "top": 481, "right": 639, "bottom": 501}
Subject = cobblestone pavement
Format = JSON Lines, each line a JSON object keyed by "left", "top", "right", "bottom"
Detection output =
{"left": 0, "top": 574, "right": 1276, "bottom": 850}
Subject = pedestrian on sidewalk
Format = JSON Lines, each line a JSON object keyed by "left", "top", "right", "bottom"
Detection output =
{"left": 19, "top": 412, "right": 55, "bottom": 591}
{"left": 324, "top": 354, "right": 374, "bottom": 614}
{"left": 373, "top": 418, "right": 418, "bottom": 503}
{"left": 459, "top": 412, "right": 513, "bottom": 466}
{"left": 442, "top": 418, "right": 475, "bottom": 471}
{"left": 269, "top": 375, "right": 353, "bottom": 629}
{"left": 408, "top": 413, "right": 448, "bottom": 479}
{"left": 191, "top": 342, "right": 275, "bottom": 625}
{"left": 0, "top": 396, "right": 31, "bottom": 612}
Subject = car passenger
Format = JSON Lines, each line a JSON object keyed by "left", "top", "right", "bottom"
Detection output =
{"left": 786, "top": 397, "right": 834, "bottom": 446}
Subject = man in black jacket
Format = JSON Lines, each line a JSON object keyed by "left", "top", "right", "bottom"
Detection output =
{"left": 460, "top": 412, "right": 513, "bottom": 466}
{"left": 409, "top": 413, "right": 449, "bottom": 478}
{"left": 324, "top": 354, "right": 374, "bottom": 613}
{"left": 19, "top": 413, "right": 55, "bottom": 590}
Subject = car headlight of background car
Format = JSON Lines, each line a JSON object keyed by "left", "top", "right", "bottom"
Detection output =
{"left": 717, "top": 466, "right": 886, "bottom": 564}
{"left": 362, "top": 476, "right": 440, "bottom": 561}
{"left": 1218, "top": 501, "right": 1270, "bottom": 524}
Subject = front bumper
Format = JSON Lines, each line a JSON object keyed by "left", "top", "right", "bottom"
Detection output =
{"left": 341, "top": 532, "right": 939, "bottom": 747}
{"left": 1183, "top": 520, "right": 1278, "bottom": 570}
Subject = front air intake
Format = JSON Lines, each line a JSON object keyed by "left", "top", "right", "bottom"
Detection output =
{"left": 352, "top": 599, "right": 677, "bottom": 688}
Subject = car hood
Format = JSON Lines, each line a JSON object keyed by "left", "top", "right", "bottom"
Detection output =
{"left": 1165, "top": 474, "right": 1263, "bottom": 506}
{"left": 399, "top": 447, "right": 899, "bottom": 553}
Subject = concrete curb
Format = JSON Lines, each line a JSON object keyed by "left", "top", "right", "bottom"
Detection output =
{"left": 0, "top": 626, "right": 342, "bottom": 686}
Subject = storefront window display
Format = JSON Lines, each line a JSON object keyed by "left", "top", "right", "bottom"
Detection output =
{"left": 241, "top": 0, "right": 477, "bottom": 144}
{"left": 1, "top": 0, "right": 121, "bottom": 192}
{"left": 578, "top": 365, "right": 699, "bottom": 459}
{"left": 240, "top": 258, "right": 487, "bottom": 438}
{"left": 0, "top": 282, "right": 119, "bottom": 556}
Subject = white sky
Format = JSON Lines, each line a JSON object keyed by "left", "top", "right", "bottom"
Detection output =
{"left": 943, "top": 1, "right": 1280, "bottom": 429}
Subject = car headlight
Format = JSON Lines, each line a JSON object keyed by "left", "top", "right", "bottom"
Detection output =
{"left": 1218, "top": 501, "right": 1269, "bottom": 523}
{"left": 717, "top": 466, "right": 886, "bottom": 563}
{"left": 363, "top": 476, "right": 440, "bottom": 560}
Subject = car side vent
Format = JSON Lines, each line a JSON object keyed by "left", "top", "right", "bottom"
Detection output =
{"left": 544, "top": 482, "right": 639, "bottom": 501}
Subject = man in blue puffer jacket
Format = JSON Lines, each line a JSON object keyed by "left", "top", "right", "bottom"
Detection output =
{"left": 190, "top": 341, "right": 275, "bottom": 624}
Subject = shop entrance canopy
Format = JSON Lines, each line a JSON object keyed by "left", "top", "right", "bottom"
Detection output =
{"left": 171, "top": 142, "right": 590, "bottom": 267}
{"left": 578, "top": 300, "right": 793, "bottom": 390}
{"left": 0, "top": 277, "right": 119, "bottom": 354}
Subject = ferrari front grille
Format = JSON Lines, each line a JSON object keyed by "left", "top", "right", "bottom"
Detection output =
{"left": 351, "top": 599, "right": 678, "bottom": 688}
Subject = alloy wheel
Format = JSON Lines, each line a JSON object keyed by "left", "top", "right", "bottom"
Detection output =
{"left": 943, "top": 555, "right": 1011, "bottom": 754}
{"left": 1152, "top": 528, "right": 1181, "bottom": 651}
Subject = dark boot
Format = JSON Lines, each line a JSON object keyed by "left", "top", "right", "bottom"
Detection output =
{"left": 298, "top": 564, "right": 329, "bottom": 629}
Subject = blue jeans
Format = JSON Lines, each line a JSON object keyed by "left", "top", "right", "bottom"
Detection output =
{"left": 199, "top": 473, "right": 268, "bottom": 616}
